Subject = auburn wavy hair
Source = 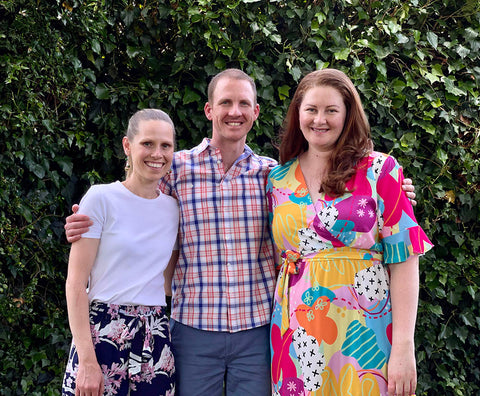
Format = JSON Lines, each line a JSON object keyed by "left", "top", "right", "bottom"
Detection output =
{"left": 278, "top": 68, "right": 373, "bottom": 197}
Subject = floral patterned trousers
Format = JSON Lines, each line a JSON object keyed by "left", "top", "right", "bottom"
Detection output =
{"left": 62, "top": 302, "right": 175, "bottom": 396}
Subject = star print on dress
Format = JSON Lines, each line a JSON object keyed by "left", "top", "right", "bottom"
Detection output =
{"left": 277, "top": 377, "right": 304, "bottom": 396}
{"left": 354, "top": 264, "right": 390, "bottom": 302}
{"left": 292, "top": 327, "right": 325, "bottom": 392}
{"left": 297, "top": 228, "right": 329, "bottom": 255}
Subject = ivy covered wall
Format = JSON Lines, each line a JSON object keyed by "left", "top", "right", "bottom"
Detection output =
{"left": 0, "top": 1, "right": 479, "bottom": 394}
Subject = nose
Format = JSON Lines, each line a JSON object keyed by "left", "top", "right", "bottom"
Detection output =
{"left": 314, "top": 112, "right": 326, "bottom": 124}
{"left": 151, "top": 146, "right": 164, "bottom": 158}
{"left": 228, "top": 104, "right": 242, "bottom": 116}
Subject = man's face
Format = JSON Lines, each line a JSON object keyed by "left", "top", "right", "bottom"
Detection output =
{"left": 204, "top": 77, "right": 260, "bottom": 147}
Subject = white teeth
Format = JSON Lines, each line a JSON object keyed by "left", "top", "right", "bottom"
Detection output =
{"left": 228, "top": 122, "right": 241, "bottom": 126}
{"left": 146, "top": 162, "right": 164, "bottom": 168}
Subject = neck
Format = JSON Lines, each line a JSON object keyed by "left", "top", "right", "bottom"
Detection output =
{"left": 300, "top": 149, "right": 331, "bottom": 172}
{"left": 122, "top": 178, "right": 159, "bottom": 199}
{"left": 210, "top": 138, "right": 246, "bottom": 171}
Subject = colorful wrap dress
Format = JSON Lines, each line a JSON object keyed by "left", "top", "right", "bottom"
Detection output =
{"left": 267, "top": 152, "right": 433, "bottom": 396}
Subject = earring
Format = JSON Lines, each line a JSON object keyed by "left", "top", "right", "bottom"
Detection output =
{"left": 124, "top": 159, "right": 130, "bottom": 172}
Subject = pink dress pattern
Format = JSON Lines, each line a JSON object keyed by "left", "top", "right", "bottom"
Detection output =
{"left": 267, "top": 153, "right": 433, "bottom": 395}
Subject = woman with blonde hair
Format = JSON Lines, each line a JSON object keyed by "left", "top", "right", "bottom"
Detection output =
{"left": 62, "top": 109, "right": 178, "bottom": 396}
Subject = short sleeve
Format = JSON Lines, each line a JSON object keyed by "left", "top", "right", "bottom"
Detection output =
{"left": 375, "top": 155, "right": 433, "bottom": 264}
{"left": 157, "top": 156, "right": 176, "bottom": 198}
{"left": 77, "top": 185, "right": 105, "bottom": 239}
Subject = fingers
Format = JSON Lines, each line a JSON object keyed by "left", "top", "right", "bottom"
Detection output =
{"left": 404, "top": 190, "right": 416, "bottom": 199}
{"left": 388, "top": 380, "right": 417, "bottom": 396}
{"left": 402, "top": 180, "right": 417, "bottom": 207}
{"left": 64, "top": 211, "right": 93, "bottom": 243}
{"left": 65, "top": 226, "right": 91, "bottom": 243}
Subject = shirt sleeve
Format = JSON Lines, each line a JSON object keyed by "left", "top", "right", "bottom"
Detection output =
{"left": 77, "top": 185, "right": 104, "bottom": 239}
{"left": 376, "top": 155, "right": 433, "bottom": 264}
{"left": 266, "top": 175, "right": 283, "bottom": 271}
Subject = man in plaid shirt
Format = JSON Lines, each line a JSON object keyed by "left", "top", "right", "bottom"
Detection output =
{"left": 159, "top": 69, "right": 277, "bottom": 395}
{"left": 65, "top": 68, "right": 416, "bottom": 395}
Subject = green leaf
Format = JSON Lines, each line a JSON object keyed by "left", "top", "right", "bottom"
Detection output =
{"left": 95, "top": 84, "right": 110, "bottom": 100}
{"left": 456, "top": 45, "right": 470, "bottom": 59}
{"left": 426, "top": 31, "right": 438, "bottom": 49}
{"left": 126, "top": 45, "right": 141, "bottom": 58}
{"left": 443, "top": 77, "right": 467, "bottom": 96}
{"left": 429, "top": 305, "right": 443, "bottom": 316}
{"left": 278, "top": 85, "right": 290, "bottom": 100}
{"left": 334, "top": 47, "right": 350, "bottom": 60}
{"left": 182, "top": 87, "right": 201, "bottom": 105}
{"left": 91, "top": 39, "right": 101, "bottom": 54}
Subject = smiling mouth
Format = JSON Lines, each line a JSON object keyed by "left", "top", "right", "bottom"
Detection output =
{"left": 226, "top": 121, "right": 242, "bottom": 126}
{"left": 145, "top": 162, "right": 165, "bottom": 168}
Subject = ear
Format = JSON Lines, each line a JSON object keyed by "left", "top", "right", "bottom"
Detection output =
{"left": 122, "top": 136, "right": 130, "bottom": 156}
{"left": 253, "top": 103, "right": 260, "bottom": 121}
{"left": 204, "top": 102, "right": 213, "bottom": 121}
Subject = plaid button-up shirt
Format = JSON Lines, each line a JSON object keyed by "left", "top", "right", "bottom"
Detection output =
{"left": 159, "top": 138, "right": 277, "bottom": 332}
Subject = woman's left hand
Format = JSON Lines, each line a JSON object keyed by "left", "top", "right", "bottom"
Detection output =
{"left": 387, "top": 342, "right": 417, "bottom": 396}
{"left": 402, "top": 178, "right": 416, "bottom": 206}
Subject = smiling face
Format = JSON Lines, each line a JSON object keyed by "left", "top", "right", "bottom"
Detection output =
{"left": 299, "top": 85, "right": 347, "bottom": 154}
{"left": 123, "top": 119, "right": 174, "bottom": 183}
{"left": 204, "top": 77, "right": 260, "bottom": 148}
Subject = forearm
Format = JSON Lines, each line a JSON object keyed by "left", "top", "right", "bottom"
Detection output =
{"left": 66, "top": 284, "right": 97, "bottom": 364}
{"left": 386, "top": 255, "right": 419, "bottom": 395}
{"left": 389, "top": 255, "right": 419, "bottom": 346}
{"left": 66, "top": 239, "right": 100, "bottom": 363}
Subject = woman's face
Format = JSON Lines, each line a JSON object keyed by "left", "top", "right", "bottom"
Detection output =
{"left": 299, "top": 85, "right": 347, "bottom": 154}
{"left": 123, "top": 119, "right": 174, "bottom": 183}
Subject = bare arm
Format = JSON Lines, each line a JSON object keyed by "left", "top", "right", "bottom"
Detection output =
{"left": 64, "top": 204, "right": 94, "bottom": 243}
{"left": 387, "top": 254, "right": 419, "bottom": 396}
{"left": 65, "top": 237, "right": 104, "bottom": 395}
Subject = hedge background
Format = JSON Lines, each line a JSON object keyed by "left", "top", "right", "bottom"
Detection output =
{"left": 1, "top": 0, "right": 479, "bottom": 394}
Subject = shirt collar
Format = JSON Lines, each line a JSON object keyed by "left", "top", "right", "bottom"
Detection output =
{"left": 195, "top": 137, "right": 254, "bottom": 160}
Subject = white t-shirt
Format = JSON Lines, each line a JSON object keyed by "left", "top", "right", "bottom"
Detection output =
{"left": 78, "top": 181, "right": 179, "bottom": 306}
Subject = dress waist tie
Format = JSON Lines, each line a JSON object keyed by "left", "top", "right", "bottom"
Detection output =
{"left": 278, "top": 250, "right": 302, "bottom": 336}
{"left": 277, "top": 248, "right": 383, "bottom": 336}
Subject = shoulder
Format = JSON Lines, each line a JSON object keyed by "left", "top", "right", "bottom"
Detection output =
{"left": 268, "top": 158, "right": 297, "bottom": 183}
{"left": 78, "top": 182, "right": 120, "bottom": 216}
{"left": 172, "top": 141, "right": 208, "bottom": 168}
{"left": 83, "top": 181, "right": 119, "bottom": 199}
{"left": 249, "top": 151, "right": 278, "bottom": 169}
{"left": 362, "top": 152, "right": 400, "bottom": 174}
{"left": 359, "top": 152, "right": 404, "bottom": 187}
{"left": 159, "top": 192, "right": 178, "bottom": 206}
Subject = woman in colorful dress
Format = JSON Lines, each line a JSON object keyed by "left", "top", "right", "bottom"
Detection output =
{"left": 62, "top": 109, "right": 178, "bottom": 396}
{"left": 267, "top": 69, "right": 433, "bottom": 396}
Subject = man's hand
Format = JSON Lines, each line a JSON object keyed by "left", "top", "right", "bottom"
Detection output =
{"left": 64, "top": 204, "right": 93, "bottom": 243}
{"left": 402, "top": 178, "right": 416, "bottom": 207}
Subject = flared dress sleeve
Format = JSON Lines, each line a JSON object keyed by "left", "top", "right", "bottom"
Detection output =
{"left": 373, "top": 153, "right": 433, "bottom": 264}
